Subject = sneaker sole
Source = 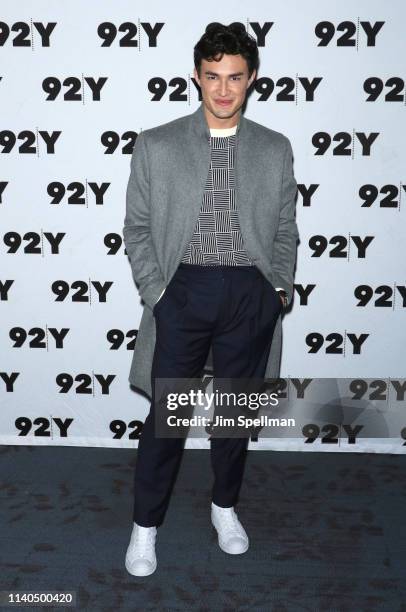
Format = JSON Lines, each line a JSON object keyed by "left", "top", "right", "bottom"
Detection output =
{"left": 211, "top": 521, "right": 249, "bottom": 555}
{"left": 125, "top": 555, "right": 157, "bottom": 577}
{"left": 218, "top": 538, "right": 249, "bottom": 555}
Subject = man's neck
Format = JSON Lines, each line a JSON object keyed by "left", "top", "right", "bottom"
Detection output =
{"left": 203, "top": 104, "right": 240, "bottom": 130}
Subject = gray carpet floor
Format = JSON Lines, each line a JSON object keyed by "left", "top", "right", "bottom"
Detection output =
{"left": 0, "top": 445, "right": 405, "bottom": 612}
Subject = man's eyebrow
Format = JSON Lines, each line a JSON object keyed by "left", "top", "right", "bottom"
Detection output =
{"left": 203, "top": 70, "right": 245, "bottom": 77}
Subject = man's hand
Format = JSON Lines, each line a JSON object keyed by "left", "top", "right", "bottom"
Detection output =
{"left": 277, "top": 289, "right": 288, "bottom": 308}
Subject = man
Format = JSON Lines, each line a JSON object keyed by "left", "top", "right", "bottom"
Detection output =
{"left": 123, "top": 22, "right": 299, "bottom": 576}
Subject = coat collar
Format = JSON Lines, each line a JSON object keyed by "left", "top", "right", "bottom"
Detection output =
{"left": 190, "top": 101, "right": 246, "bottom": 140}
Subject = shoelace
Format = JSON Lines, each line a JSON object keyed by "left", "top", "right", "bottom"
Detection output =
{"left": 132, "top": 529, "right": 156, "bottom": 558}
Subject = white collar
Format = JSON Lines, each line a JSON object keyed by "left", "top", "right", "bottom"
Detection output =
{"left": 209, "top": 125, "right": 237, "bottom": 137}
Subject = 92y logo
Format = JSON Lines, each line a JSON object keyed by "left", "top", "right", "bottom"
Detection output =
{"left": 15, "top": 417, "right": 73, "bottom": 438}
{"left": 43, "top": 77, "right": 107, "bottom": 102}
{"left": 9, "top": 327, "right": 69, "bottom": 349}
{"left": 253, "top": 76, "right": 322, "bottom": 103}
{"left": 52, "top": 281, "right": 113, "bottom": 303}
{"left": 306, "top": 333, "right": 369, "bottom": 355}
{"left": 0, "top": 21, "right": 56, "bottom": 47}
{"left": 48, "top": 181, "right": 110, "bottom": 206}
{"left": 56, "top": 373, "right": 115, "bottom": 394}
{"left": 97, "top": 22, "right": 164, "bottom": 47}
{"left": 315, "top": 20, "right": 384, "bottom": 47}
{"left": 309, "top": 235, "right": 374, "bottom": 259}
{"left": 0, "top": 131, "right": 61, "bottom": 154}
{"left": 312, "top": 132, "right": 379, "bottom": 156}
{"left": 3, "top": 231, "right": 65, "bottom": 254}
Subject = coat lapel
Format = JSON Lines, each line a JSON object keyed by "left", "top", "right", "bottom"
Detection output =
{"left": 178, "top": 105, "right": 212, "bottom": 243}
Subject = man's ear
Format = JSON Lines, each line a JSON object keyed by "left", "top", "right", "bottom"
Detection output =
{"left": 194, "top": 67, "right": 200, "bottom": 84}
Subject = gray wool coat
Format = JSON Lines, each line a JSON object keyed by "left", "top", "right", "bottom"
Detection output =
{"left": 123, "top": 102, "right": 299, "bottom": 399}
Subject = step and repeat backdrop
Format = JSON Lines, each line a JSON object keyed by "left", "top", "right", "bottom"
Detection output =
{"left": 1, "top": 1, "right": 405, "bottom": 453}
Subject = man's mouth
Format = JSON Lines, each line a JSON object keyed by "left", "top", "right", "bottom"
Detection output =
{"left": 215, "top": 99, "right": 232, "bottom": 106}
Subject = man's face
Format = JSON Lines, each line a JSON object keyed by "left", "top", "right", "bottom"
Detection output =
{"left": 194, "top": 53, "right": 256, "bottom": 127}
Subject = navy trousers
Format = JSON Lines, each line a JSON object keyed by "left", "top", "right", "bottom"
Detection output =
{"left": 133, "top": 262, "right": 282, "bottom": 527}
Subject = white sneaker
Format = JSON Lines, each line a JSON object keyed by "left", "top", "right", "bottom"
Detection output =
{"left": 125, "top": 522, "right": 157, "bottom": 577}
{"left": 211, "top": 502, "right": 249, "bottom": 555}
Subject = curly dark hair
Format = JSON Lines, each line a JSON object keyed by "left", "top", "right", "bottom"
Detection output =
{"left": 194, "top": 22, "right": 259, "bottom": 79}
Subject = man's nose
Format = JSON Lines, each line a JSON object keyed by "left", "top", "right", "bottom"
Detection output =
{"left": 218, "top": 80, "right": 230, "bottom": 96}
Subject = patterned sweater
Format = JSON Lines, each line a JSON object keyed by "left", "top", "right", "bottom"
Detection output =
{"left": 180, "top": 125, "right": 253, "bottom": 266}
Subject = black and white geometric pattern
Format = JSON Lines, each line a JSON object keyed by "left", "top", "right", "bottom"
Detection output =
{"left": 181, "top": 133, "right": 255, "bottom": 266}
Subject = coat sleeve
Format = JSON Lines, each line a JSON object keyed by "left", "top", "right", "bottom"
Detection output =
{"left": 270, "top": 137, "right": 300, "bottom": 306}
{"left": 123, "top": 131, "right": 166, "bottom": 310}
